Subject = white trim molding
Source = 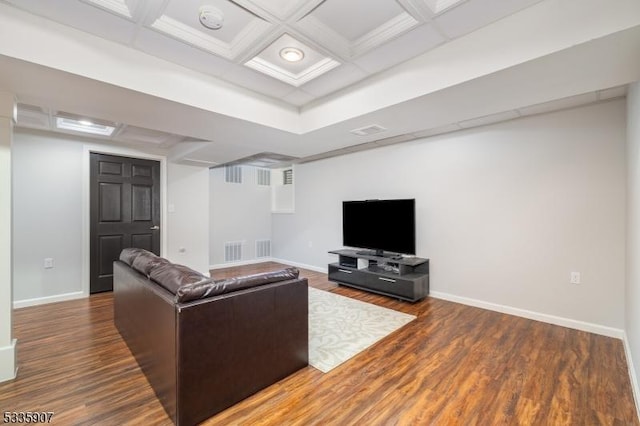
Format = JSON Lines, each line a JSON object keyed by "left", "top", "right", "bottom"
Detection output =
{"left": 623, "top": 332, "right": 640, "bottom": 421}
{"left": 13, "top": 291, "right": 85, "bottom": 309}
{"left": 210, "top": 258, "right": 273, "bottom": 271}
{"left": 429, "top": 290, "right": 625, "bottom": 339}
{"left": 209, "top": 257, "right": 326, "bottom": 274}
{"left": 0, "top": 339, "right": 17, "bottom": 382}
{"left": 244, "top": 56, "right": 340, "bottom": 87}
{"left": 270, "top": 258, "right": 326, "bottom": 274}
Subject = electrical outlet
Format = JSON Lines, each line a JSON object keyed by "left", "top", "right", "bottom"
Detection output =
{"left": 44, "top": 258, "right": 54, "bottom": 269}
{"left": 570, "top": 272, "right": 581, "bottom": 284}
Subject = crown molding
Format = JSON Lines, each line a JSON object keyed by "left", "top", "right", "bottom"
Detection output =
{"left": 245, "top": 56, "right": 340, "bottom": 87}
{"left": 81, "top": 0, "right": 132, "bottom": 18}
{"left": 352, "top": 12, "right": 420, "bottom": 57}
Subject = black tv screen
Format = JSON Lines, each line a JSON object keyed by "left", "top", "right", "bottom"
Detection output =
{"left": 342, "top": 199, "right": 415, "bottom": 256}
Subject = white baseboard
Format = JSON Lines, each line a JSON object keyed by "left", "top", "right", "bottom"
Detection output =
{"left": 270, "top": 258, "right": 326, "bottom": 274}
{"left": 429, "top": 290, "right": 624, "bottom": 339}
{"left": 0, "top": 339, "right": 17, "bottom": 383}
{"left": 623, "top": 332, "right": 640, "bottom": 421}
{"left": 13, "top": 291, "right": 85, "bottom": 309}
{"left": 214, "top": 259, "right": 625, "bottom": 339}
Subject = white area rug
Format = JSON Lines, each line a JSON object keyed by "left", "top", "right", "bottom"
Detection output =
{"left": 308, "top": 287, "right": 416, "bottom": 373}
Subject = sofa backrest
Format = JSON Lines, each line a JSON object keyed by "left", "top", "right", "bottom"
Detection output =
{"left": 176, "top": 268, "right": 301, "bottom": 302}
{"left": 118, "top": 248, "right": 300, "bottom": 303}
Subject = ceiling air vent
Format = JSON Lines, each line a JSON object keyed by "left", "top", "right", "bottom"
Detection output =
{"left": 350, "top": 124, "right": 387, "bottom": 136}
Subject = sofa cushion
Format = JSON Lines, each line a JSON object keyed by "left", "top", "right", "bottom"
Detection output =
{"left": 149, "top": 262, "right": 212, "bottom": 295}
{"left": 176, "top": 267, "right": 300, "bottom": 303}
{"left": 119, "top": 247, "right": 149, "bottom": 266}
{"left": 132, "top": 251, "right": 170, "bottom": 277}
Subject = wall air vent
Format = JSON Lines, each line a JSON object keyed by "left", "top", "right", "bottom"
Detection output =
{"left": 283, "top": 169, "right": 293, "bottom": 185}
{"left": 256, "top": 168, "right": 271, "bottom": 186}
{"left": 225, "top": 165, "right": 242, "bottom": 183}
{"left": 224, "top": 241, "right": 243, "bottom": 262}
{"left": 256, "top": 240, "right": 271, "bottom": 258}
{"left": 350, "top": 124, "right": 387, "bottom": 136}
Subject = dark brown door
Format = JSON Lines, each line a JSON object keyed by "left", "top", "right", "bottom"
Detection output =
{"left": 90, "top": 153, "right": 161, "bottom": 293}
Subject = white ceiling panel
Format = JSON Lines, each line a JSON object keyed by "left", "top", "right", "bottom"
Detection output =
{"left": 149, "top": 0, "right": 274, "bottom": 60}
{"left": 310, "top": 0, "right": 406, "bottom": 42}
{"left": 231, "top": 0, "right": 312, "bottom": 20}
{"left": 6, "top": 0, "right": 137, "bottom": 45}
{"left": 134, "top": 27, "right": 234, "bottom": 77}
{"left": 352, "top": 24, "right": 445, "bottom": 74}
{"left": 295, "top": 0, "right": 421, "bottom": 59}
{"left": 434, "top": 0, "right": 542, "bottom": 39}
{"left": 162, "top": 0, "right": 253, "bottom": 45}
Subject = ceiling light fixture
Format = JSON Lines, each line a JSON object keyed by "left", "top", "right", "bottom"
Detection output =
{"left": 279, "top": 47, "right": 304, "bottom": 62}
{"left": 55, "top": 116, "right": 116, "bottom": 136}
{"left": 198, "top": 5, "right": 224, "bottom": 30}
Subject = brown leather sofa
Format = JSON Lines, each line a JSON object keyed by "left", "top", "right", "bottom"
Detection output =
{"left": 113, "top": 248, "right": 309, "bottom": 426}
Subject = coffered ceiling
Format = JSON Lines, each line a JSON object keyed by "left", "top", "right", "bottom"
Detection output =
{"left": 2, "top": 0, "right": 544, "bottom": 106}
{"left": 1, "top": 0, "right": 639, "bottom": 167}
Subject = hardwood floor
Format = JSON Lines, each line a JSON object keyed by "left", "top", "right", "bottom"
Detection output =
{"left": 1, "top": 262, "right": 637, "bottom": 425}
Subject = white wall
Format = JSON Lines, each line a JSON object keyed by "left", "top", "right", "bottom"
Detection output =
{"left": 273, "top": 100, "right": 626, "bottom": 330}
{"left": 209, "top": 166, "right": 271, "bottom": 266}
{"left": 12, "top": 131, "right": 84, "bottom": 303}
{"left": 0, "top": 92, "right": 16, "bottom": 382}
{"left": 271, "top": 167, "right": 295, "bottom": 212}
{"left": 626, "top": 81, "right": 640, "bottom": 413}
{"left": 166, "top": 163, "right": 210, "bottom": 275}
{"left": 11, "top": 129, "right": 209, "bottom": 305}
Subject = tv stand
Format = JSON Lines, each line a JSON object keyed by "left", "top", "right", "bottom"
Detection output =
{"left": 356, "top": 249, "right": 389, "bottom": 257}
{"left": 328, "top": 249, "right": 429, "bottom": 302}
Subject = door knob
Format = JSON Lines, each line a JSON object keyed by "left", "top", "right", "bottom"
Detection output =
{"left": 150, "top": 225, "right": 160, "bottom": 230}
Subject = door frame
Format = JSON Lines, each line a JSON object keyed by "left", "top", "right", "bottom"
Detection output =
{"left": 81, "top": 144, "right": 167, "bottom": 297}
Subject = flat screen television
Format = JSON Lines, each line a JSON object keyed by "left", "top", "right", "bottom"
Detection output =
{"left": 342, "top": 199, "right": 415, "bottom": 257}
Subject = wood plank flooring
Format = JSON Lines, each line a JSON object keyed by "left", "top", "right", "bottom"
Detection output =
{"left": 1, "top": 262, "right": 637, "bottom": 425}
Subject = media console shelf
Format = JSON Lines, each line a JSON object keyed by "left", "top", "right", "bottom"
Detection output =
{"left": 328, "top": 249, "right": 429, "bottom": 302}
